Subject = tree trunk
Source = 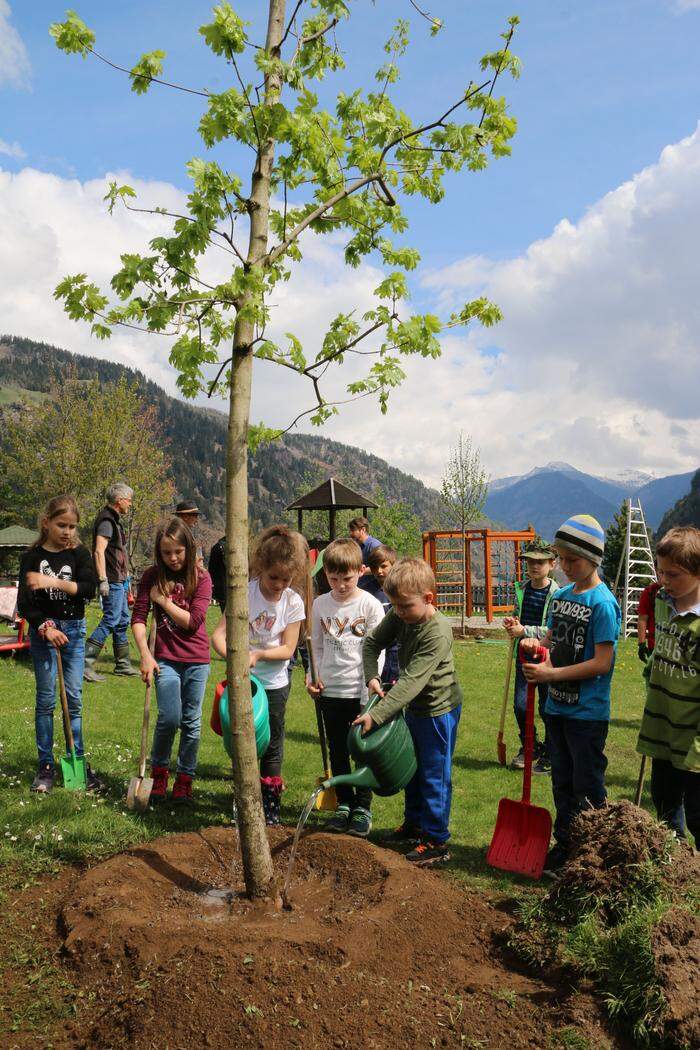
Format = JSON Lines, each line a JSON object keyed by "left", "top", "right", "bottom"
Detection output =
{"left": 224, "top": 0, "right": 286, "bottom": 900}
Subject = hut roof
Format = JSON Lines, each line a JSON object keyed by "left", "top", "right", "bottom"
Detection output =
{"left": 286, "top": 477, "right": 378, "bottom": 512}
{"left": 0, "top": 525, "right": 38, "bottom": 548}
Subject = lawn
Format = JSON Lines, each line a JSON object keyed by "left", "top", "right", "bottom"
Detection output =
{"left": 0, "top": 608, "right": 649, "bottom": 892}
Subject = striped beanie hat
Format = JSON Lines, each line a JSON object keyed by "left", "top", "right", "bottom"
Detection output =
{"left": 554, "top": 514, "right": 605, "bottom": 566}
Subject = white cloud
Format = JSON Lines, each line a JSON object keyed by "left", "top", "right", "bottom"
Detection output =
{"left": 673, "top": 1, "right": 700, "bottom": 12}
{"left": 0, "top": 1, "right": 31, "bottom": 89}
{"left": 0, "top": 138, "right": 25, "bottom": 159}
{"left": 414, "top": 125, "right": 700, "bottom": 483}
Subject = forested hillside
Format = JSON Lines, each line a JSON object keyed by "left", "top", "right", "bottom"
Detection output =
{"left": 0, "top": 335, "right": 441, "bottom": 531}
{"left": 656, "top": 468, "right": 700, "bottom": 535}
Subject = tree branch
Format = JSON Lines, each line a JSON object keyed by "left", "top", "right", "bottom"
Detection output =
{"left": 379, "top": 78, "right": 491, "bottom": 164}
{"left": 267, "top": 173, "right": 379, "bottom": 264}
{"left": 87, "top": 47, "right": 209, "bottom": 97}
{"left": 281, "top": 1, "right": 306, "bottom": 47}
{"left": 408, "top": 1, "right": 443, "bottom": 31}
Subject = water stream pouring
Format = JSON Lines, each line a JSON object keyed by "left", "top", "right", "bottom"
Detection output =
{"left": 282, "top": 699, "right": 417, "bottom": 905}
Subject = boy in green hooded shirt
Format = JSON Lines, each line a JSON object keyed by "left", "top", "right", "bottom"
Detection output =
{"left": 355, "top": 558, "right": 462, "bottom": 866}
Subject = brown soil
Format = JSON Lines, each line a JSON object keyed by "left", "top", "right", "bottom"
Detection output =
{"left": 511, "top": 802, "right": 700, "bottom": 1047}
{"left": 3, "top": 827, "right": 623, "bottom": 1049}
{"left": 651, "top": 907, "right": 700, "bottom": 1049}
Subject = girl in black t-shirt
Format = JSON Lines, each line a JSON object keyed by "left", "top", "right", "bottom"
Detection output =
{"left": 18, "top": 495, "right": 103, "bottom": 794}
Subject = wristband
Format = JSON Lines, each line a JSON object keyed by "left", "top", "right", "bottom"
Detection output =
{"left": 38, "top": 620, "right": 57, "bottom": 638}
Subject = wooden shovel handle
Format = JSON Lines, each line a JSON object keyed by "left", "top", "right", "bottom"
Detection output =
{"left": 634, "top": 755, "right": 647, "bottom": 807}
{"left": 305, "top": 567, "right": 332, "bottom": 778}
{"left": 56, "top": 648, "right": 75, "bottom": 754}
{"left": 498, "top": 638, "right": 516, "bottom": 737}
{"left": 138, "top": 619, "right": 157, "bottom": 780}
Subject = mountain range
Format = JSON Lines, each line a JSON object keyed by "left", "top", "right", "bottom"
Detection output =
{"left": 485, "top": 461, "right": 696, "bottom": 539}
{"left": 0, "top": 335, "right": 695, "bottom": 542}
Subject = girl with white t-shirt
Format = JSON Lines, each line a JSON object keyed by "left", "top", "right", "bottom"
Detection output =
{"left": 212, "top": 525, "right": 307, "bottom": 824}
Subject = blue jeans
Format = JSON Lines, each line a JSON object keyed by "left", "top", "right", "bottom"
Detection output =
{"left": 650, "top": 758, "right": 699, "bottom": 845}
{"left": 514, "top": 664, "right": 549, "bottom": 757}
{"left": 404, "top": 705, "right": 461, "bottom": 844}
{"left": 30, "top": 619, "right": 86, "bottom": 768}
{"left": 548, "top": 715, "right": 608, "bottom": 847}
{"left": 151, "top": 660, "right": 210, "bottom": 777}
{"left": 89, "top": 581, "right": 130, "bottom": 647}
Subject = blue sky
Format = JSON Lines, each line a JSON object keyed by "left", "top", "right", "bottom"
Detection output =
{"left": 2, "top": 1, "right": 700, "bottom": 484}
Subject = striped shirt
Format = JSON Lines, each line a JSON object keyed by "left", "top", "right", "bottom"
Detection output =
{"left": 636, "top": 593, "right": 700, "bottom": 772}
{"left": 520, "top": 582, "right": 550, "bottom": 628}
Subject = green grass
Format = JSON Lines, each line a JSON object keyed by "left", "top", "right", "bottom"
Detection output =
{"left": 0, "top": 608, "right": 650, "bottom": 890}
{"left": 0, "top": 384, "right": 48, "bottom": 406}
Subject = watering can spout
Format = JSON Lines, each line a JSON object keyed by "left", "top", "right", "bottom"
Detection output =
{"left": 323, "top": 766, "right": 380, "bottom": 793}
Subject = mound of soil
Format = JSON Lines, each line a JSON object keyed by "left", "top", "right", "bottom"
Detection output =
{"left": 46, "top": 827, "right": 616, "bottom": 1049}
{"left": 651, "top": 907, "right": 700, "bottom": 1049}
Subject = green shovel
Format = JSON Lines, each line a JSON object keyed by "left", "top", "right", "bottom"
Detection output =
{"left": 57, "top": 648, "right": 88, "bottom": 790}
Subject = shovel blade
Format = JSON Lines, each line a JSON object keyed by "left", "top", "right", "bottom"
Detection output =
{"left": 127, "top": 775, "right": 154, "bottom": 811}
{"left": 315, "top": 776, "right": 337, "bottom": 811}
{"left": 487, "top": 797, "right": 552, "bottom": 879}
{"left": 61, "top": 752, "right": 88, "bottom": 791}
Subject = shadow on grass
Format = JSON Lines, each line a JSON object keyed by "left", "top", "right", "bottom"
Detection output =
{"left": 285, "top": 728, "right": 321, "bottom": 747}
{"left": 609, "top": 717, "right": 643, "bottom": 729}
{"left": 453, "top": 753, "right": 504, "bottom": 772}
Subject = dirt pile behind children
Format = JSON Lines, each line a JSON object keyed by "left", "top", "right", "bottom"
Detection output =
{"left": 510, "top": 801, "right": 700, "bottom": 1048}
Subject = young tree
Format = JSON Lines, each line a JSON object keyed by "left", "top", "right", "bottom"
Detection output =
{"left": 51, "top": 2, "right": 520, "bottom": 897}
{"left": 439, "top": 432, "right": 489, "bottom": 635}
{"left": 369, "top": 488, "right": 422, "bottom": 556}
{"left": 0, "top": 376, "right": 174, "bottom": 564}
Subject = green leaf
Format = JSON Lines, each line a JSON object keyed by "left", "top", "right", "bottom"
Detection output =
{"left": 129, "top": 50, "right": 167, "bottom": 95}
{"left": 248, "top": 423, "right": 282, "bottom": 453}
{"left": 49, "top": 11, "right": 95, "bottom": 57}
{"left": 199, "top": 3, "right": 248, "bottom": 56}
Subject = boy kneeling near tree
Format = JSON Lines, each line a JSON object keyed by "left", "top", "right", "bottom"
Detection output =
{"left": 354, "top": 558, "right": 462, "bottom": 866}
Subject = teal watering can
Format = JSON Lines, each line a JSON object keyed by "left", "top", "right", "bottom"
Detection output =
{"left": 322, "top": 696, "right": 417, "bottom": 797}
{"left": 218, "top": 675, "right": 270, "bottom": 759}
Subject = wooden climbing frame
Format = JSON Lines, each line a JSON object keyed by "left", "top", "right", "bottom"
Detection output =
{"left": 422, "top": 528, "right": 536, "bottom": 623}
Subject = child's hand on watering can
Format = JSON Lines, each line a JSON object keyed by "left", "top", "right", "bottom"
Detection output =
{"left": 367, "top": 678, "right": 384, "bottom": 699}
{"left": 352, "top": 712, "right": 375, "bottom": 736}
{"left": 503, "top": 616, "right": 525, "bottom": 639}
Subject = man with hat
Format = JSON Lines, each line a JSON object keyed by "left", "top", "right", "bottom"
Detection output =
{"left": 503, "top": 537, "right": 560, "bottom": 774}
{"left": 175, "top": 499, "right": 204, "bottom": 570}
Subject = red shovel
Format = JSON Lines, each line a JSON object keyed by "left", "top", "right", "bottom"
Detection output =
{"left": 487, "top": 645, "right": 552, "bottom": 879}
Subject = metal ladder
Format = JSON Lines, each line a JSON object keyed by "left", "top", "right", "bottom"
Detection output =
{"left": 613, "top": 498, "right": 657, "bottom": 638}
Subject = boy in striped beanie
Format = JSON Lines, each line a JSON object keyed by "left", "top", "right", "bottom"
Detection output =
{"left": 520, "top": 514, "right": 621, "bottom": 875}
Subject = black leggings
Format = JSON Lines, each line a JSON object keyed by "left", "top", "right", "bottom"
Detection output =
{"left": 259, "top": 683, "right": 290, "bottom": 778}
{"left": 320, "top": 697, "right": 372, "bottom": 810}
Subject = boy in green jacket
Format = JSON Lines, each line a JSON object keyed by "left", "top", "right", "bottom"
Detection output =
{"left": 636, "top": 526, "right": 700, "bottom": 845}
{"left": 354, "top": 558, "right": 462, "bottom": 866}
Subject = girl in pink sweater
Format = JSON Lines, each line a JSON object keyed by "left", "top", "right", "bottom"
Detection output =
{"left": 132, "top": 517, "right": 212, "bottom": 805}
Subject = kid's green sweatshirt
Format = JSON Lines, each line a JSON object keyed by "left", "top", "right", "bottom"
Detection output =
{"left": 362, "top": 609, "right": 462, "bottom": 725}
{"left": 636, "top": 594, "right": 700, "bottom": 773}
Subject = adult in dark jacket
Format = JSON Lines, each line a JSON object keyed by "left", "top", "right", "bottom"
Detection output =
{"left": 208, "top": 535, "right": 226, "bottom": 610}
{"left": 84, "top": 483, "right": 139, "bottom": 681}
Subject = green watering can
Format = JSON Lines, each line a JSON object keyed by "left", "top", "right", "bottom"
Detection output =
{"left": 322, "top": 695, "right": 417, "bottom": 797}
{"left": 219, "top": 675, "right": 270, "bottom": 760}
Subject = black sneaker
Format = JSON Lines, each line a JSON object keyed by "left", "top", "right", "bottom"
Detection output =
{"left": 384, "top": 822, "right": 422, "bottom": 844}
{"left": 543, "top": 844, "right": 568, "bottom": 878}
{"left": 510, "top": 748, "right": 525, "bottom": 770}
{"left": 532, "top": 757, "right": 550, "bottom": 775}
{"left": 348, "top": 807, "right": 372, "bottom": 838}
{"left": 31, "top": 764, "right": 56, "bottom": 793}
{"left": 405, "top": 840, "right": 450, "bottom": 866}
{"left": 86, "top": 766, "right": 106, "bottom": 794}
{"left": 326, "top": 804, "right": 351, "bottom": 833}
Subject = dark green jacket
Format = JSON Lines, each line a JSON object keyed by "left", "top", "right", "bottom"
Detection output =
{"left": 636, "top": 593, "right": 700, "bottom": 772}
{"left": 362, "top": 609, "right": 462, "bottom": 725}
{"left": 513, "top": 577, "right": 559, "bottom": 649}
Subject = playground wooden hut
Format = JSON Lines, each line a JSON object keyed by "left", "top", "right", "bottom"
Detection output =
{"left": 286, "top": 478, "right": 378, "bottom": 542}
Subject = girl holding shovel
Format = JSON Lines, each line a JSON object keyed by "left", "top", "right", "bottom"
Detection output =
{"left": 132, "top": 517, "right": 212, "bottom": 805}
{"left": 18, "top": 495, "right": 104, "bottom": 793}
